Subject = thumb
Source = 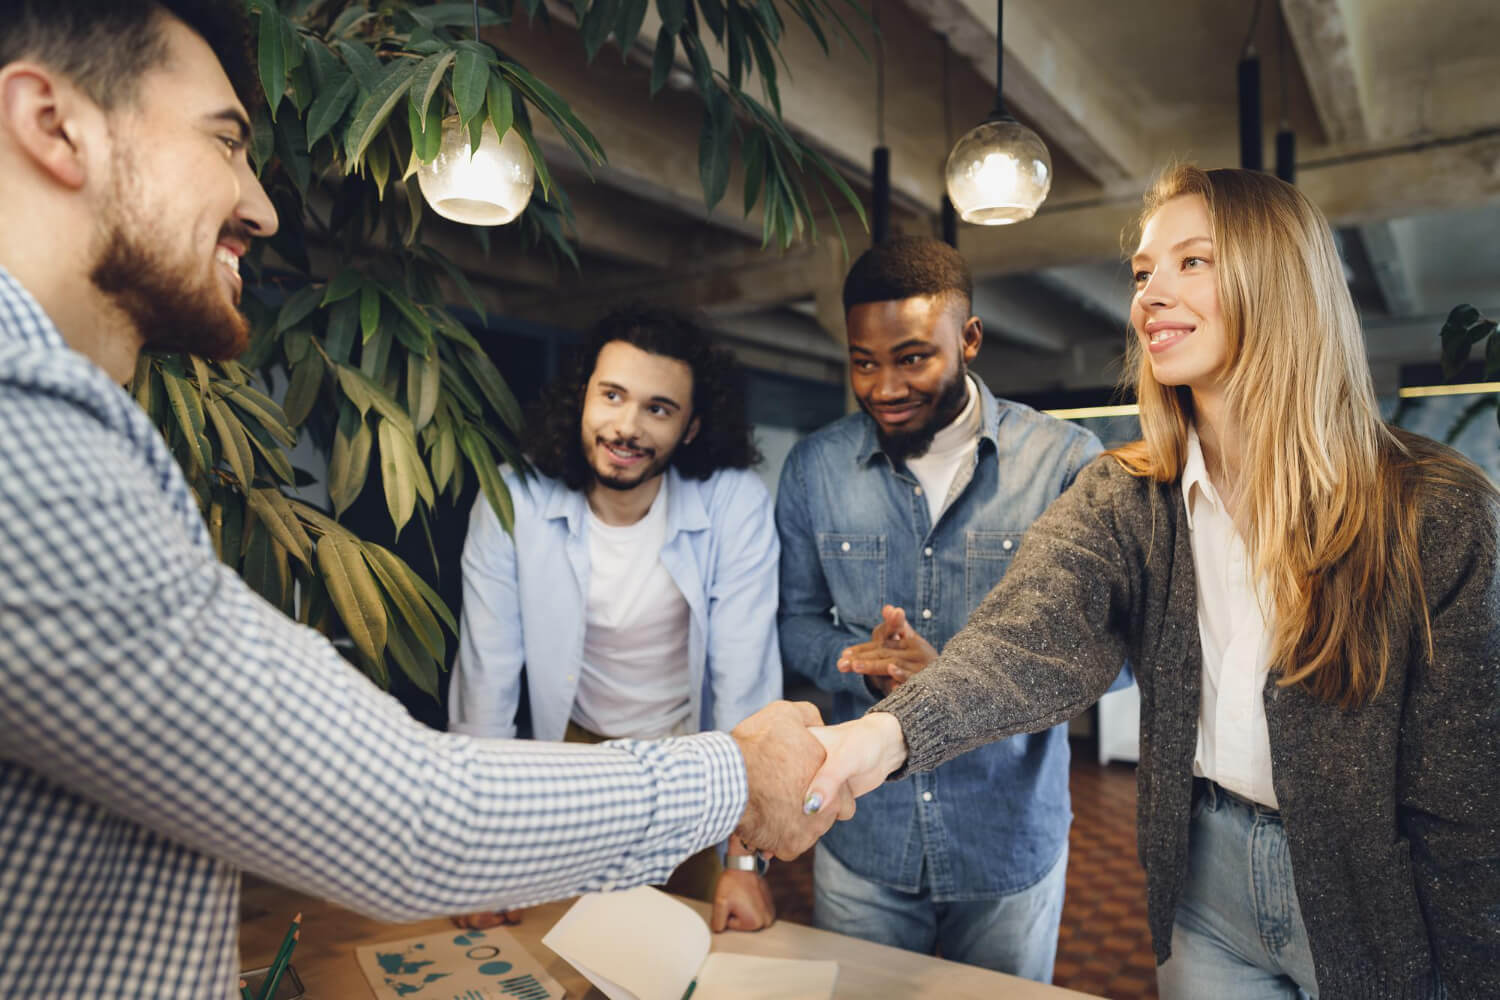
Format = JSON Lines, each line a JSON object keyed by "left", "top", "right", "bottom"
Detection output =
{"left": 803, "top": 728, "right": 853, "bottom": 817}
{"left": 886, "top": 606, "right": 910, "bottom": 636}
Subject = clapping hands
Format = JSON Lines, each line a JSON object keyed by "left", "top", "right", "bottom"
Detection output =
{"left": 836, "top": 605, "right": 938, "bottom": 693}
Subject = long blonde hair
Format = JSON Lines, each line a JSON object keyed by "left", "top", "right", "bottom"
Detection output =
{"left": 1111, "top": 165, "right": 1492, "bottom": 707}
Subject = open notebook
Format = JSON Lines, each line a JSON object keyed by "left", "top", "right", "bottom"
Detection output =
{"left": 542, "top": 887, "right": 838, "bottom": 1000}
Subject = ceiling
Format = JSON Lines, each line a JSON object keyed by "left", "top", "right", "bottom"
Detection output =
{"left": 457, "top": 0, "right": 1500, "bottom": 401}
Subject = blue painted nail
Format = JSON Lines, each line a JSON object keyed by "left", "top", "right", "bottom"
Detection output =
{"left": 804, "top": 792, "right": 823, "bottom": 814}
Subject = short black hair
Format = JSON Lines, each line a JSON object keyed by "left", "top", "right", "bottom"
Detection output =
{"left": 1, "top": 2, "right": 257, "bottom": 111}
{"left": 842, "top": 236, "right": 974, "bottom": 314}
{"left": 527, "top": 305, "right": 762, "bottom": 490}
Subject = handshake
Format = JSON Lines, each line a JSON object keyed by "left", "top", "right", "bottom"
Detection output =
{"left": 727, "top": 701, "right": 911, "bottom": 861}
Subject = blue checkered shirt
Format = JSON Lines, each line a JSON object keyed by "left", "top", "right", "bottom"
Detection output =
{"left": 0, "top": 267, "right": 748, "bottom": 998}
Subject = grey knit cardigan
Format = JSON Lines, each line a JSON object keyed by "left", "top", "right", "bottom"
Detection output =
{"left": 877, "top": 442, "right": 1499, "bottom": 999}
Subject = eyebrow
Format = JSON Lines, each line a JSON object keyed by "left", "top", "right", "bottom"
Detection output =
{"left": 1132, "top": 235, "right": 1213, "bottom": 264}
{"left": 205, "top": 108, "right": 251, "bottom": 143}
{"left": 598, "top": 381, "right": 682, "bottom": 410}
{"left": 849, "top": 338, "right": 934, "bottom": 355}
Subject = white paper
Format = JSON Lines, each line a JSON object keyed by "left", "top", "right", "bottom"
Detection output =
{"left": 542, "top": 886, "right": 709, "bottom": 1000}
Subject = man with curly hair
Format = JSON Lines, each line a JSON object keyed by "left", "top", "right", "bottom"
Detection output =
{"left": 450, "top": 306, "right": 783, "bottom": 932}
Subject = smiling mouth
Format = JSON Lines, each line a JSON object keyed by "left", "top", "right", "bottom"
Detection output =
{"left": 1146, "top": 326, "right": 1193, "bottom": 351}
{"left": 601, "top": 440, "right": 651, "bottom": 462}
{"left": 214, "top": 246, "right": 242, "bottom": 298}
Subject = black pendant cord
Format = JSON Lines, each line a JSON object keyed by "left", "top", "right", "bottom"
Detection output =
{"left": 941, "top": 33, "right": 957, "bottom": 246}
{"left": 872, "top": 0, "right": 891, "bottom": 242}
{"left": 1275, "top": 7, "right": 1296, "bottom": 182}
{"left": 987, "top": 0, "right": 1009, "bottom": 121}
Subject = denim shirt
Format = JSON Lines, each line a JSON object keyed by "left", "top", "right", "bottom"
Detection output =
{"left": 776, "top": 380, "right": 1102, "bottom": 898}
{"left": 449, "top": 465, "right": 783, "bottom": 741}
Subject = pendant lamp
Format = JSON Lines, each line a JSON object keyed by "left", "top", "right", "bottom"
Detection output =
{"left": 943, "top": 0, "right": 1050, "bottom": 225}
{"left": 416, "top": 1, "right": 535, "bottom": 226}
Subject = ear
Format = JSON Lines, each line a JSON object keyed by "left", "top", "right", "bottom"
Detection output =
{"left": 681, "top": 414, "right": 701, "bottom": 447}
{"left": 960, "top": 315, "right": 983, "bottom": 362}
{"left": 0, "top": 63, "right": 95, "bottom": 190}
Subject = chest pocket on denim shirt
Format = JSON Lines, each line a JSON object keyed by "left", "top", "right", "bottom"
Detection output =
{"left": 817, "top": 533, "right": 886, "bottom": 632}
{"left": 965, "top": 530, "right": 1024, "bottom": 612}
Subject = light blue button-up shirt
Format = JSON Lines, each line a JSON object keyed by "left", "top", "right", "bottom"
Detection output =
{"left": 450, "top": 464, "right": 782, "bottom": 741}
{"left": 777, "top": 379, "right": 1103, "bottom": 899}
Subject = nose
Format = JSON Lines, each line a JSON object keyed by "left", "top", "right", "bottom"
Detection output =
{"left": 236, "top": 159, "right": 279, "bottom": 238}
{"left": 1137, "top": 269, "right": 1175, "bottom": 311}
{"left": 613, "top": 403, "right": 643, "bottom": 439}
{"left": 871, "top": 365, "right": 907, "bottom": 402}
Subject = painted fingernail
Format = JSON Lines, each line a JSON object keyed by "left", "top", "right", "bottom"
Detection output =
{"left": 804, "top": 792, "right": 823, "bottom": 814}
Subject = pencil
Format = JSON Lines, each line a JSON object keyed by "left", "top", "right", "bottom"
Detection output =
{"left": 239, "top": 978, "right": 252, "bottom": 1000}
{"left": 257, "top": 912, "right": 301, "bottom": 1000}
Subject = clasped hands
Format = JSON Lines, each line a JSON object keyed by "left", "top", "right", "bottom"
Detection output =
{"left": 732, "top": 606, "right": 932, "bottom": 861}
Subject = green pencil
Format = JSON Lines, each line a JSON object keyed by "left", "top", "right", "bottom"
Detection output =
{"left": 239, "top": 978, "right": 253, "bottom": 1000}
{"left": 257, "top": 913, "right": 301, "bottom": 1000}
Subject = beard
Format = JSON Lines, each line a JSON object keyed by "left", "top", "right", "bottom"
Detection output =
{"left": 866, "top": 364, "right": 971, "bottom": 463}
{"left": 89, "top": 150, "right": 250, "bottom": 361}
{"left": 587, "top": 435, "right": 678, "bottom": 492}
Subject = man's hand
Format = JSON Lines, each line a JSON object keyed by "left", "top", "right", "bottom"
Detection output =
{"left": 450, "top": 909, "right": 524, "bottom": 930}
{"left": 732, "top": 701, "right": 853, "bottom": 860}
{"left": 805, "top": 713, "right": 909, "bottom": 808}
{"left": 711, "top": 869, "right": 776, "bottom": 932}
{"left": 836, "top": 606, "right": 939, "bottom": 689}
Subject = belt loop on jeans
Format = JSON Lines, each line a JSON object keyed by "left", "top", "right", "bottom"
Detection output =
{"left": 1197, "top": 777, "right": 1280, "bottom": 818}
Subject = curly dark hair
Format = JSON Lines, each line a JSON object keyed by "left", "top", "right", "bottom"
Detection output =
{"left": 527, "top": 305, "right": 761, "bottom": 490}
{"left": 842, "top": 235, "right": 973, "bottom": 314}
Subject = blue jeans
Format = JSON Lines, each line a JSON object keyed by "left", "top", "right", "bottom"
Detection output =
{"left": 1158, "top": 780, "right": 1319, "bottom": 1000}
{"left": 813, "top": 841, "right": 1068, "bottom": 982}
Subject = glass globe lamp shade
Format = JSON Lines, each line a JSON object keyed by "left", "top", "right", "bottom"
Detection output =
{"left": 943, "top": 117, "right": 1052, "bottom": 225}
{"left": 417, "top": 116, "right": 535, "bottom": 226}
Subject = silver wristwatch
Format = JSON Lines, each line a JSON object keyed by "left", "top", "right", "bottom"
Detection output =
{"left": 724, "top": 852, "right": 770, "bottom": 876}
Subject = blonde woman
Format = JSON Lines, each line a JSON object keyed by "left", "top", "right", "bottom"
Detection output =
{"left": 805, "top": 166, "right": 1500, "bottom": 999}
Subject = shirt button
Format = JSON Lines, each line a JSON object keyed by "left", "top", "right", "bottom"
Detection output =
{"left": 923, "top": 547, "right": 933, "bottom": 557}
{"left": 840, "top": 541, "right": 851, "bottom": 552}
{"left": 922, "top": 791, "right": 933, "bottom": 802}
{"left": 1002, "top": 538, "right": 1013, "bottom": 551}
{"left": 914, "top": 486, "right": 923, "bottom": 496}
{"left": 566, "top": 674, "right": 575, "bottom": 682}
{"left": 921, "top": 609, "right": 933, "bottom": 620}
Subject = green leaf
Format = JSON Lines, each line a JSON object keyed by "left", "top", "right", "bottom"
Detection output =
{"left": 580, "top": 0, "right": 619, "bottom": 60}
{"left": 615, "top": 0, "right": 651, "bottom": 58}
{"left": 345, "top": 59, "right": 420, "bottom": 165}
{"left": 328, "top": 414, "right": 373, "bottom": 516}
{"left": 324, "top": 296, "right": 359, "bottom": 364}
{"left": 459, "top": 345, "right": 525, "bottom": 431}
{"left": 453, "top": 47, "right": 489, "bottom": 129}
{"left": 383, "top": 613, "right": 441, "bottom": 698}
{"left": 742, "top": 128, "right": 765, "bottom": 215}
{"left": 161, "top": 369, "right": 212, "bottom": 477}
{"left": 658, "top": 0, "right": 686, "bottom": 34}
{"left": 204, "top": 393, "right": 255, "bottom": 488}
{"left": 220, "top": 381, "right": 297, "bottom": 447}
{"left": 459, "top": 426, "right": 515, "bottom": 534}
{"left": 360, "top": 322, "right": 393, "bottom": 380}
{"left": 698, "top": 89, "right": 732, "bottom": 211}
{"left": 699, "top": 0, "right": 726, "bottom": 40}
{"left": 275, "top": 285, "right": 323, "bottom": 334}
{"left": 256, "top": 5, "right": 288, "bottom": 120}
{"left": 486, "top": 73, "right": 515, "bottom": 144}
{"left": 366, "top": 539, "right": 458, "bottom": 636}
{"left": 317, "top": 530, "right": 387, "bottom": 668}
{"left": 243, "top": 422, "right": 297, "bottom": 484}
{"left": 362, "top": 543, "right": 445, "bottom": 660}
{"left": 378, "top": 418, "right": 418, "bottom": 535}
{"left": 334, "top": 38, "right": 384, "bottom": 91}
{"left": 242, "top": 516, "right": 284, "bottom": 608}
{"left": 337, "top": 364, "right": 418, "bottom": 438}
{"left": 306, "top": 70, "right": 357, "bottom": 146}
{"left": 322, "top": 268, "right": 363, "bottom": 305}
{"left": 430, "top": 423, "right": 458, "bottom": 493}
{"left": 411, "top": 50, "right": 457, "bottom": 123}
{"left": 650, "top": 26, "right": 676, "bottom": 96}
{"left": 359, "top": 284, "right": 381, "bottom": 343}
{"left": 246, "top": 487, "right": 314, "bottom": 566}
{"left": 407, "top": 352, "right": 440, "bottom": 431}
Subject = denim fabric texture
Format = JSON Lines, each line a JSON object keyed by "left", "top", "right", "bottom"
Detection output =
{"left": 776, "top": 378, "right": 1102, "bottom": 899}
{"left": 1157, "top": 780, "right": 1320, "bottom": 1000}
{"left": 813, "top": 839, "right": 1069, "bottom": 980}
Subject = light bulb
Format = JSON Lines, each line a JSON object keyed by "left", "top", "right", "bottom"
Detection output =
{"left": 944, "top": 118, "right": 1051, "bottom": 225}
{"left": 417, "top": 116, "right": 535, "bottom": 226}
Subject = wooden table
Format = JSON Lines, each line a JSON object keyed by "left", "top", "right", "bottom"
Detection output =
{"left": 241, "top": 878, "right": 1099, "bottom": 999}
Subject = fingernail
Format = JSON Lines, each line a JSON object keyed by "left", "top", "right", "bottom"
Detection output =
{"left": 804, "top": 792, "right": 823, "bottom": 814}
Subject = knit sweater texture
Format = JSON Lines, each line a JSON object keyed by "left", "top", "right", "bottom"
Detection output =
{"left": 877, "top": 439, "right": 1500, "bottom": 999}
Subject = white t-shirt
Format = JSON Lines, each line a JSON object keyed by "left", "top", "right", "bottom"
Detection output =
{"left": 905, "top": 375, "right": 982, "bottom": 525}
{"left": 571, "top": 478, "right": 694, "bottom": 739}
{"left": 1182, "top": 425, "right": 1279, "bottom": 808}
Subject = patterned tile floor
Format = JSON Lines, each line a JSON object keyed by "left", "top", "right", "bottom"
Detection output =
{"left": 764, "top": 745, "right": 1158, "bottom": 999}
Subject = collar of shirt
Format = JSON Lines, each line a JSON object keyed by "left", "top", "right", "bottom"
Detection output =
{"left": 542, "top": 465, "right": 711, "bottom": 541}
{"left": 854, "top": 374, "right": 999, "bottom": 468}
{"left": 1181, "top": 423, "right": 1223, "bottom": 532}
{"left": 0, "top": 266, "right": 67, "bottom": 352}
